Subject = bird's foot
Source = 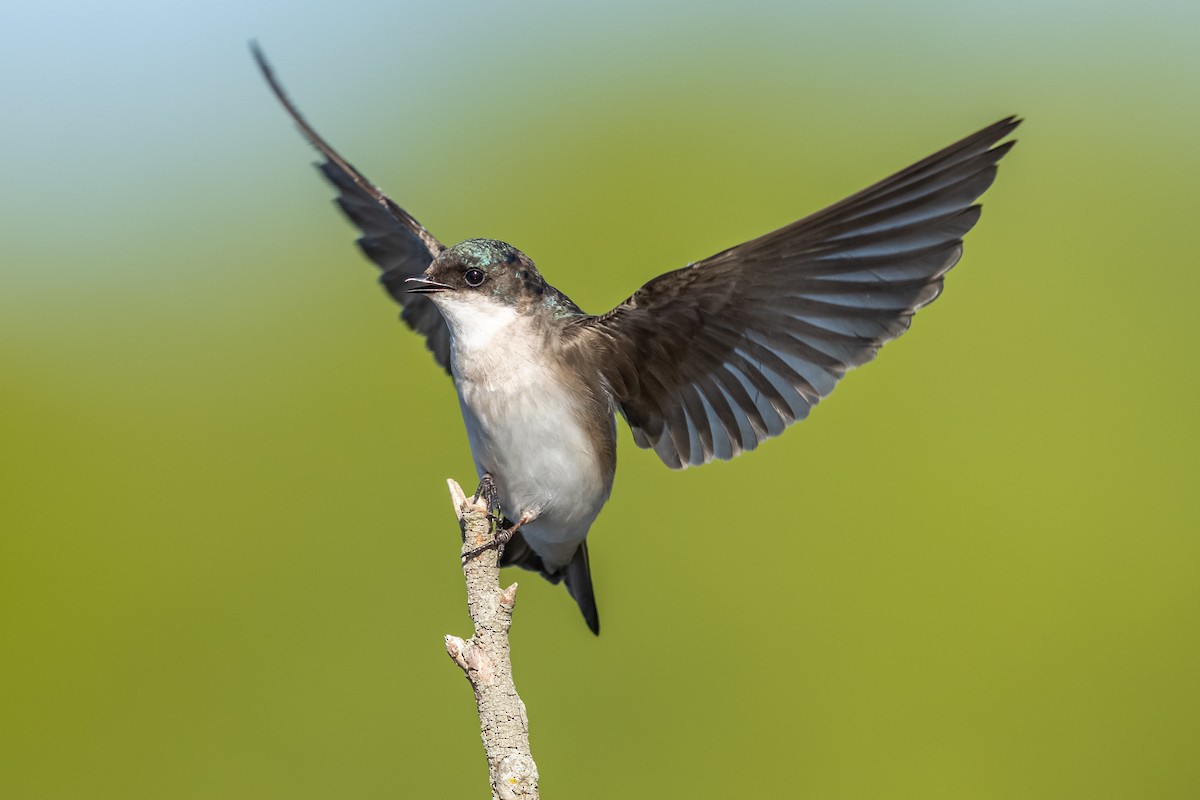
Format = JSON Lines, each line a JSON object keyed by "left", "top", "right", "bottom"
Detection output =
{"left": 461, "top": 510, "right": 534, "bottom": 564}
{"left": 472, "top": 472, "right": 505, "bottom": 527}
{"left": 473, "top": 472, "right": 498, "bottom": 509}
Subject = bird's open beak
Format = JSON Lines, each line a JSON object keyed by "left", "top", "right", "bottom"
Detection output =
{"left": 405, "top": 276, "right": 452, "bottom": 294}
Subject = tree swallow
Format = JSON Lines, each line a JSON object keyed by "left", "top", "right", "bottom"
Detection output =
{"left": 253, "top": 45, "right": 1018, "bottom": 635}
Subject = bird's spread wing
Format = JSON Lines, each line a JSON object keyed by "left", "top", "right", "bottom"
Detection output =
{"left": 252, "top": 44, "right": 452, "bottom": 373}
{"left": 572, "top": 117, "right": 1020, "bottom": 469}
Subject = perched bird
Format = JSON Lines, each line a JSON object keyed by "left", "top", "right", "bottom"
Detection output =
{"left": 253, "top": 44, "right": 1018, "bottom": 634}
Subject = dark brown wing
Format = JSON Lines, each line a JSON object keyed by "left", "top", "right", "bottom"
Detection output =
{"left": 575, "top": 117, "right": 1020, "bottom": 468}
{"left": 252, "top": 43, "right": 452, "bottom": 373}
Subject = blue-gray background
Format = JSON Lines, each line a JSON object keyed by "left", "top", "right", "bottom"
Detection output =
{"left": 3, "top": 1, "right": 1198, "bottom": 797}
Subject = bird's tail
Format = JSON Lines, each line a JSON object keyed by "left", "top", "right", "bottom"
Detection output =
{"left": 500, "top": 532, "right": 600, "bottom": 635}
{"left": 562, "top": 543, "right": 600, "bottom": 635}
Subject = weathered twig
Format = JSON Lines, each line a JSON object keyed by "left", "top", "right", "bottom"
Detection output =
{"left": 444, "top": 479, "right": 539, "bottom": 800}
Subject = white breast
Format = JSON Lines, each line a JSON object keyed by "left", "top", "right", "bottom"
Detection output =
{"left": 437, "top": 293, "right": 612, "bottom": 571}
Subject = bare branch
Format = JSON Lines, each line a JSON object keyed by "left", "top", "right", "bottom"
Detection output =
{"left": 444, "top": 479, "right": 540, "bottom": 800}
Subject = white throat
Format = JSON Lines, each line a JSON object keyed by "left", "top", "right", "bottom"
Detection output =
{"left": 434, "top": 293, "right": 523, "bottom": 357}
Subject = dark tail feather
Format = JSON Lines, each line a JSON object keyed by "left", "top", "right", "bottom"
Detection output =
{"left": 563, "top": 543, "right": 600, "bottom": 635}
{"left": 499, "top": 532, "right": 601, "bottom": 635}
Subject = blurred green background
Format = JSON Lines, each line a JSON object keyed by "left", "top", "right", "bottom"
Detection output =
{"left": 2, "top": 1, "right": 1197, "bottom": 797}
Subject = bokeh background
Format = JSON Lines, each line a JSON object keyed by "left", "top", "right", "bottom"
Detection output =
{"left": 3, "top": 1, "right": 1198, "bottom": 797}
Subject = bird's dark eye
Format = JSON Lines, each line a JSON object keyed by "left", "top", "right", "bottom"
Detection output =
{"left": 464, "top": 268, "right": 486, "bottom": 287}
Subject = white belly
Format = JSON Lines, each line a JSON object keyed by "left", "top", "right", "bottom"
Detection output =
{"left": 436, "top": 292, "right": 613, "bottom": 571}
{"left": 456, "top": 367, "right": 610, "bottom": 571}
